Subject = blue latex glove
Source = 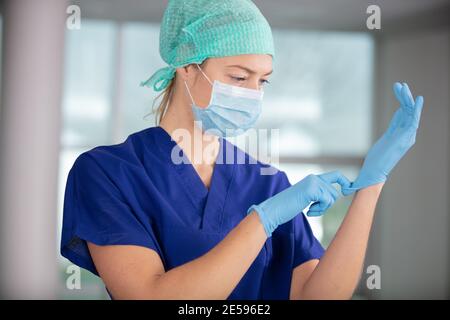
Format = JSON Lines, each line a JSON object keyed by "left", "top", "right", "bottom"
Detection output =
{"left": 247, "top": 171, "right": 351, "bottom": 237}
{"left": 342, "top": 82, "right": 424, "bottom": 196}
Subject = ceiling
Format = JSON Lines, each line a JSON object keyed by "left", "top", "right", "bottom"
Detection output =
{"left": 69, "top": 0, "right": 449, "bottom": 32}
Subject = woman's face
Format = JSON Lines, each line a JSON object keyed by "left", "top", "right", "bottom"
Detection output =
{"left": 180, "top": 54, "right": 273, "bottom": 108}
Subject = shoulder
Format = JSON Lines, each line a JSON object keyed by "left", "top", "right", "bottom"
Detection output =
{"left": 72, "top": 127, "right": 157, "bottom": 173}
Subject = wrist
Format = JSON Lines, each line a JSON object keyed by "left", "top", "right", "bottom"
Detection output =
{"left": 247, "top": 204, "right": 273, "bottom": 238}
{"left": 247, "top": 210, "right": 269, "bottom": 239}
{"left": 355, "top": 182, "right": 385, "bottom": 196}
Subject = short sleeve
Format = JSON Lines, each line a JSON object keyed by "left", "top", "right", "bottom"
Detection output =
{"left": 292, "top": 212, "right": 325, "bottom": 268}
{"left": 60, "top": 152, "right": 162, "bottom": 276}
{"left": 275, "top": 171, "right": 326, "bottom": 268}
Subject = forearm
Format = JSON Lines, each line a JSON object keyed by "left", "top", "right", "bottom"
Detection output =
{"left": 150, "top": 211, "right": 267, "bottom": 299}
{"left": 300, "top": 182, "right": 384, "bottom": 299}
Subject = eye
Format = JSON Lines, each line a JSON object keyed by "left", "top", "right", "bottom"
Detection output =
{"left": 230, "top": 75, "right": 247, "bottom": 82}
{"left": 260, "top": 79, "right": 270, "bottom": 86}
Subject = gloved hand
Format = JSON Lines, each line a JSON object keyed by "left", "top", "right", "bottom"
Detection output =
{"left": 247, "top": 171, "right": 351, "bottom": 237}
{"left": 341, "top": 82, "right": 424, "bottom": 196}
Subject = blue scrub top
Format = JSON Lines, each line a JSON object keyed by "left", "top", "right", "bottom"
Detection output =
{"left": 60, "top": 126, "right": 325, "bottom": 300}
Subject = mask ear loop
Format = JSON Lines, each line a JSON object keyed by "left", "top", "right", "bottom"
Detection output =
{"left": 184, "top": 63, "right": 213, "bottom": 106}
{"left": 196, "top": 63, "right": 213, "bottom": 86}
{"left": 183, "top": 80, "right": 196, "bottom": 106}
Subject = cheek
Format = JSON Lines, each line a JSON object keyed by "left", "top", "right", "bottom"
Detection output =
{"left": 192, "top": 82, "right": 213, "bottom": 108}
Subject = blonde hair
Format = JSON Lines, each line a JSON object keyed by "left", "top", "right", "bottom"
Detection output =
{"left": 144, "top": 60, "right": 207, "bottom": 125}
{"left": 142, "top": 76, "right": 174, "bottom": 125}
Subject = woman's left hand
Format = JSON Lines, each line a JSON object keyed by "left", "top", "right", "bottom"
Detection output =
{"left": 342, "top": 82, "right": 424, "bottom": 196}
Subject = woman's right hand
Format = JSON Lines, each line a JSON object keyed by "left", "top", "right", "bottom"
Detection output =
{"left": 247, "top": 171, "right": 351, "bottom": 237}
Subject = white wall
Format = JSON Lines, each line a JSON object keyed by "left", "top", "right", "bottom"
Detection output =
{"left": 365, "top": 28, "right": 450, "bottom": 299}
{"left": 0, "top": 0, "right": 67, "bottom": 298}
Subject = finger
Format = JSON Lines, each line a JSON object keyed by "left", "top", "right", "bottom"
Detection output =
{"left": 307, "top": 202, "right": 331, "bottom": 217}
{"left": 307, "top": 194, "right": 334, "bottom": 216}
{"left": 414, "top": 95, "right": 424, "bottom": 125}
{"left": 317, "top": 170, "right": 352, "bottom": 192}
{"left": 319, "top": 179, "right": 341, "bottom": 201}
{"left": 307, "top": 210, "right": 323, "bottom": 217}
{"left": 318, "top": 170, "right": 351, "bottom": 188}
{"left": 307, "top": 205, "right": 324, "bottom": 217}
{"left": 325, "top": 182, "right": 339, "bottom": 201}
{"left": 402, "top": 83, "right": 414, "bottom": 100}
{"left": 341, "top": 185, "right": 358, "bottom": 196}
{"left": 393, "top": 82, "right": 404, "bottom": 105}
{"left": 316, "top": 177, "right": 338, "bottom": 201}
{"left": 309, "top": 192, "right": 332, "bottom": 211}
{"left": 401, "top": 83, "right": 415, "bottom": 110}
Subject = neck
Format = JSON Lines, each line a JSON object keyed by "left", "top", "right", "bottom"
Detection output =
{"left": 159, "top": 85, "right": 219, "bottom": 166}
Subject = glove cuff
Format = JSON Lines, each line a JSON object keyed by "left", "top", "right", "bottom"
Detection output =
{"left": 342, "top": 175, "right": 387, "bottom": 196}
{"left": 247, "top": 204, "right": 273, "bottom": 238}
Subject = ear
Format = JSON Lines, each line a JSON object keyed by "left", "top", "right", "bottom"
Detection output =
{"left": 175, "top": 66, "right": 189, "bottom": 81}
{"left": 177, "top": 64, "right": 202, "bottom": 83}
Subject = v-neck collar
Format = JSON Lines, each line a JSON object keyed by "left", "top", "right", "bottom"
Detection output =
{"left": 150, "top": 126, "right": 235, "bottom": 233}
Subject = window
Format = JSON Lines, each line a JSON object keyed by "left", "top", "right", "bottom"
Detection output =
{"left": 58, "top": 20, "right": 374, "bottom": 299}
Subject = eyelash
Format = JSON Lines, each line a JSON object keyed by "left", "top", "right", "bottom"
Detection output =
{"left": 230, "top": 76, "right": 270, "bottom": 85}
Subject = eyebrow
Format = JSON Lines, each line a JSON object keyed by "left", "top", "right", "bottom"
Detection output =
{"left": 226, "top": 64, "right": 273, "bottom": 76}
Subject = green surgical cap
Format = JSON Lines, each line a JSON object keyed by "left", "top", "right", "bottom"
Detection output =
{"left": 140, "top": 0, "right": 275, "bottom": 91}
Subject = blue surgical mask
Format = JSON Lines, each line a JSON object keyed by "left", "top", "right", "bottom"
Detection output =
{"left": 184, "top": 64, "right": 264, "bottom": 137}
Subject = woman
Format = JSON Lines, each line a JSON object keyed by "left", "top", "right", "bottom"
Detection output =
{"left": 60, "top": 0, "right": 424, "bottom": 299}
